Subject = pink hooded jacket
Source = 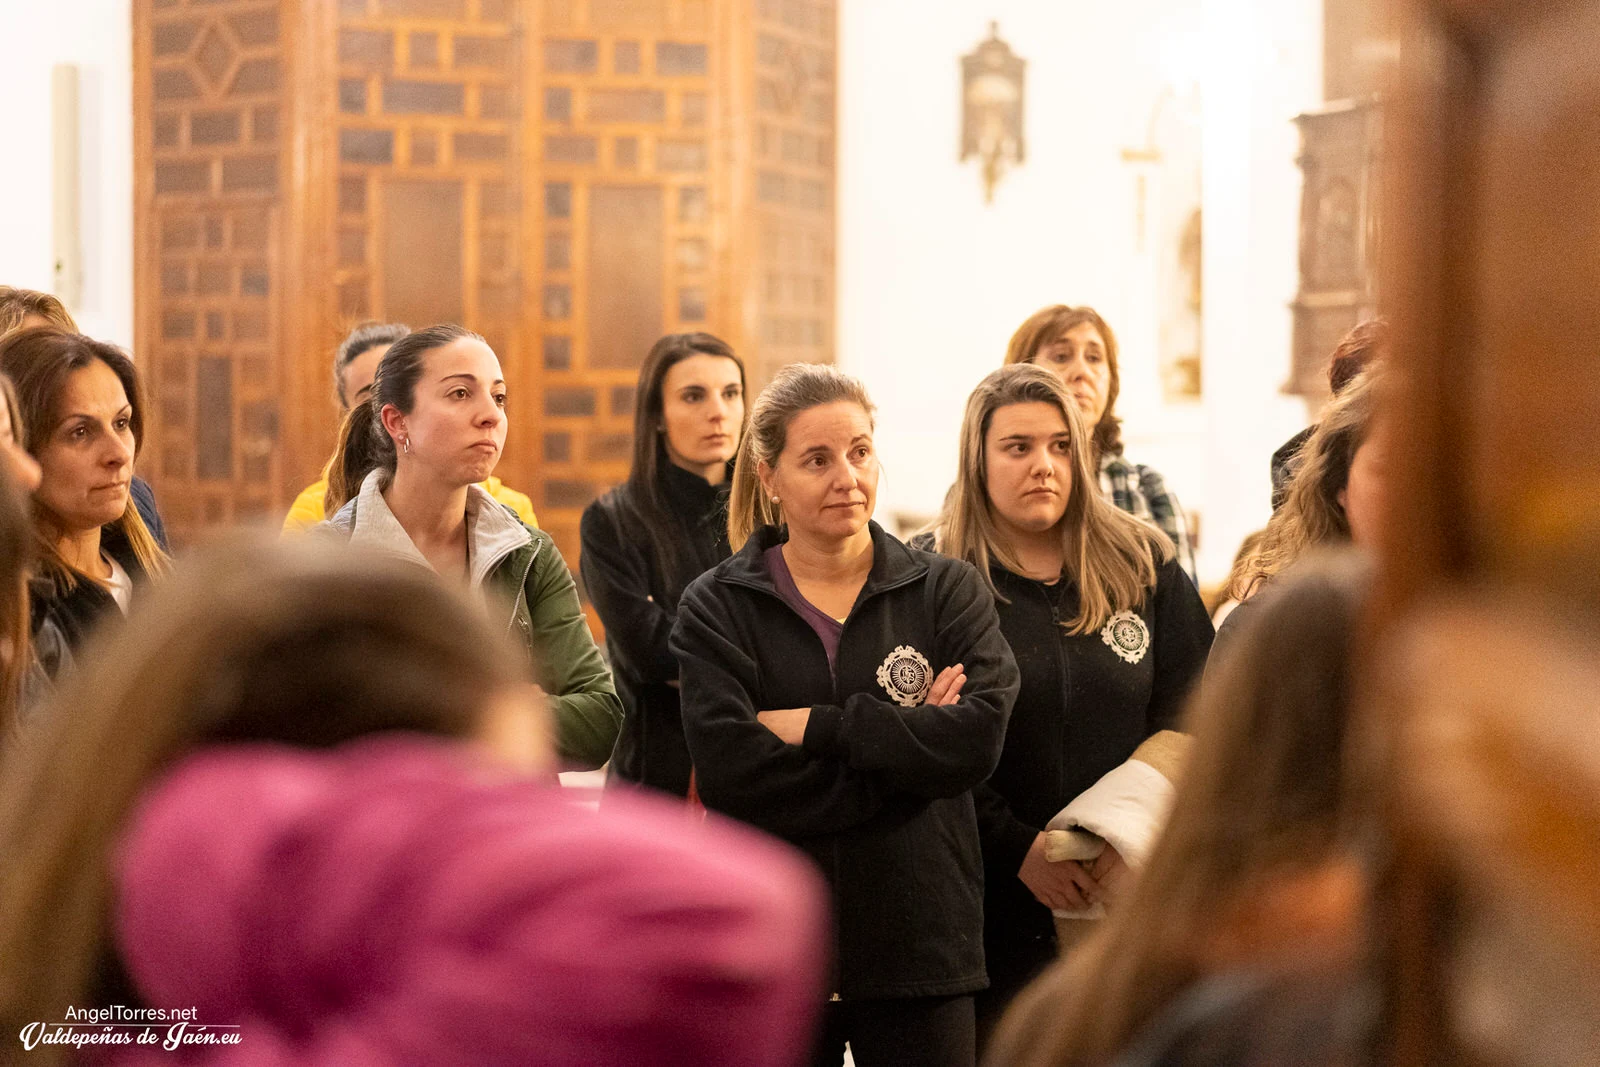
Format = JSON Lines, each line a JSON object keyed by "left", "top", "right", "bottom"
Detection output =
{"left": 109, "top": 736, "right": 826, "bottom": 1066}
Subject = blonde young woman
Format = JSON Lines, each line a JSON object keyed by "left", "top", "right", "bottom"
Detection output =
{"left": 671, "top": 363, "right": 1020, "bottom": 1067}
{"left": 918, "top": 364, "right": 1213, "bottom": 1046}
{"left": 1004, "top": 306, "right": 1195, "bottom": 584}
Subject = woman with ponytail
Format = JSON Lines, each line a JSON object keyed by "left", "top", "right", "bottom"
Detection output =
{"left": 671, "top": 362, "right": 1020, "bottom": 1067}
{"left": 0, "top": 542, "right": 827, "bottom": 1067}
{"left": 280, "top": 321, "right": 536, "bottom": 533}
{"left": 317, "top": 324, "right": 620, "bottom": 769}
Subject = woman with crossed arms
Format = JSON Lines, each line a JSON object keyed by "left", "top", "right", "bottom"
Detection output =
{"left": 672, "top": 363, "right": 1020, "bottom": 1067}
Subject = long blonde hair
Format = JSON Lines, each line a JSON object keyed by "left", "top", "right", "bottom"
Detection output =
{"left": 932, "top": 364, "right": 1169, "bottom": 634}
{"left": 1229, "top": 368, "right": 1382, "bottom": 600}
{"left": 727, "top": 363, "right": 875, "bottom": 551}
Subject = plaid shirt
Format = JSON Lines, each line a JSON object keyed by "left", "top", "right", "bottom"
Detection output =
{"left": 1099, "top": 454, "right": 1198, "bottom": 586}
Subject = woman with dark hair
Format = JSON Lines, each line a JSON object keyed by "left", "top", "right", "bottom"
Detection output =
{"left": 317, "top": 323, "right": 620, "bottom": 769}
{"left": 919, "top": 364, "right": 1213, "bottom": 1046}
{"left": 1004, "top": 306, "right": 1195, "bottom": 584}
{"left": 581, "top": 332, "right": 745, "bottom": 796}
{"left": 283, "top": 321, "right": 535, "bottom": 532}
{"left": 0, "top": 542, "right": 828, "bottom": 1067}
{"left": 0, "top": 292, "right": 167, "bottom": 548}
{"left": 673, "top": 362, "right": 1020, "bottom": 1066}
{"left": 0, "top": 329, "right": 168, "bottom": 684}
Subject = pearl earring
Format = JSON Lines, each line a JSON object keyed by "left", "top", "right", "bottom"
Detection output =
{"left": 771, "top": 495, "right": 780, "bottom": 503}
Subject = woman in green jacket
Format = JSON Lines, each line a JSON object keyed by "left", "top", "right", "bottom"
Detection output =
{"left": 317, "top": 323, "right": 620, "bottom": 768}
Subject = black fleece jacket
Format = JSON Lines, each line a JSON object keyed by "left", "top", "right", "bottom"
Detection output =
{"left": 975, "top": 556, "right": 1213, "bottom": 971}
{"left": 671, "top": 522, "right": 1020, "bottom": 1000}
{"left": 580, "top": 462, "right": 731, "bottom": 796}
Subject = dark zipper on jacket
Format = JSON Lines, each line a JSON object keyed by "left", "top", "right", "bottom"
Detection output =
{"left": 1035, "top": 578, "right": 1072, "bottom": 806}
{"left": 718, "top": 563, "right": 926, "bottom": 1004}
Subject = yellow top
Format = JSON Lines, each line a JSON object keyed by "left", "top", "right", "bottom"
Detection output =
{"left": 282, "top": 474, "right": 538, "bottom": 534}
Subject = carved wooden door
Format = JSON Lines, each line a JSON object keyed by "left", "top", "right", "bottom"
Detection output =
{"left": 134, "top": 0, "right": 293, "bottom": 531}
{"left": 526, "top": 0, "right": 838, "bottom": 563}
{"left": 134, "top": 0, "right": 838, "bottom": 558}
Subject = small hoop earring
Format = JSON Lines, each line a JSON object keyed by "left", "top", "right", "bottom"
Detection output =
{"left": 402, "top": 436, "right": 411, "bottom": 455}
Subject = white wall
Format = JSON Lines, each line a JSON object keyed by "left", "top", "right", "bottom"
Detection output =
{"left": 1195, "top": 0, "right": 1324, "bottom": 584}
{"left": 0, "top": 0, "right": 135, "bottom": 348}
{"left": 838, "top": 0, "right": 1321, "bottom": 587}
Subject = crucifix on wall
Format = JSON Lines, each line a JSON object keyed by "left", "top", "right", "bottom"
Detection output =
{"left": 1122, "top": 86, "right": 1204, "bottom": 402}
{"left": 960, "top": 22, "right": 1026, "bottom": 204}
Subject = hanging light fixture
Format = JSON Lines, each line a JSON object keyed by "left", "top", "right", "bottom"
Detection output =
{"left": 960, "top": 22, "right": 1026, "bottom": 204}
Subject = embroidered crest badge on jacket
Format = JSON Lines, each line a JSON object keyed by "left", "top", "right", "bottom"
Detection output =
{"left": 876, "top": 645, "right": 933, "bottom": 707}
{"left": 1100, "top": 610, "right": 1151, "bottom": 665}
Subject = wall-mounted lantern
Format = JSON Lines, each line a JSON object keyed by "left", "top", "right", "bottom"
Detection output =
{"left": 961, "top": 22, "right": 1026, "bottom": 204}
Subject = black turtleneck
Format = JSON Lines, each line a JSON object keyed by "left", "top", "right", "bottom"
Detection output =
{"left": 580, "top": 461, "right": 732, "bottom": 795}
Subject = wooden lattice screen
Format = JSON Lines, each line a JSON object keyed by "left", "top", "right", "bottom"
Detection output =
{"left": 134, "top": 0, "right": 837, "bottom": 569}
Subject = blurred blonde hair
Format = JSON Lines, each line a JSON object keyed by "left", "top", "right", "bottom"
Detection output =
{"left": 1230, "top": 369, "right": 1383, "bottom": 600}
{"left": 0, "top": 288, "right": 75, "bottom": 337}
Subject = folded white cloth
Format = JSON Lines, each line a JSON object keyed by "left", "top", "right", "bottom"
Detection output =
{"left": 1043, "top": 731, "right": 1190, "bottom": 920}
